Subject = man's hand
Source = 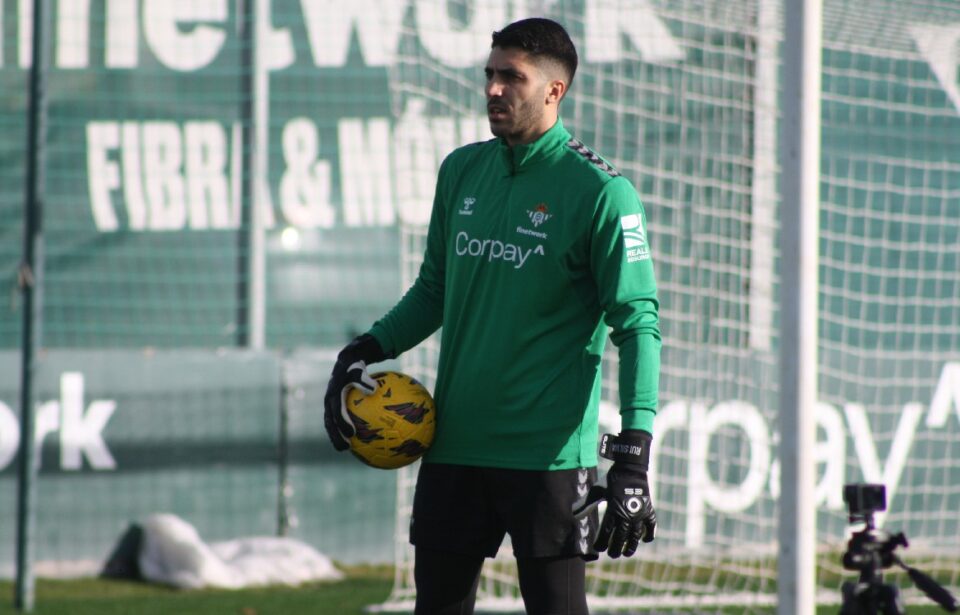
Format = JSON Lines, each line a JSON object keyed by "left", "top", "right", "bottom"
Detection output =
{"left": 323, "top": 334, "right": 388, "bottom": 451}
{"left": 594, "top": 430, "right": 657, "bottom": 558}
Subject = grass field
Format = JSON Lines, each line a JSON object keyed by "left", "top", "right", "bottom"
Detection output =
{"left": 0, "top": 566, "right": 953, "bottom": 614}
{"left": 0, "top": 565, "right": 393, "bottom": 615}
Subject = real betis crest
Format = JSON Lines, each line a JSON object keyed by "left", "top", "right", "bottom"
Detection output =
{"left": 527, "top": 203, "right": 552, "bottom": 227}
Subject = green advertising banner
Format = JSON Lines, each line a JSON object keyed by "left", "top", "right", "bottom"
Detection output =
{"left": 1, "top": 0, "right": 958, "bottom": 351}
{"left": 0, "top": 349, "right": 402, "bottom": 573}
{"left": 0, "top": 349, "right": 957, "bottom": 574}
{"left": 0, "top": 0, "right": 958, "bottom": 601}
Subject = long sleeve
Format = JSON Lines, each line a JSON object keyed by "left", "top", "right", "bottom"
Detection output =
{"left": 589, "top": 177, "right": 662, "bottom": 433}
{"left": 367, "top": 160, "right": 450, "bottom": 357}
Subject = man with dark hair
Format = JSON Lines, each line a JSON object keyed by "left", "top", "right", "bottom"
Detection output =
{"left": 325, "top": 17, "right": 660, "bottom": 615}
{"left": 491, "top": 17, "right": 579, "bottom": 86}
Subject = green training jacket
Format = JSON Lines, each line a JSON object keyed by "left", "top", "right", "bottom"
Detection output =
{"left": 368, "top": 119, "right": 660, "bottom": 470}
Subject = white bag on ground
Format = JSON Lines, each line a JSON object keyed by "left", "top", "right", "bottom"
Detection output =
{"left": 137, "top": 513, "right": 343, "bottom": 589}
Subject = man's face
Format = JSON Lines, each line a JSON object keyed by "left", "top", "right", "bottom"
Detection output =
{"left": 484, "top": 47, "right": 557, "bottom": 146}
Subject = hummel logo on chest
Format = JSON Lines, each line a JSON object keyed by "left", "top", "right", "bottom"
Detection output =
{"left": 458, "top": 197, "right": 476, "bottom": 215}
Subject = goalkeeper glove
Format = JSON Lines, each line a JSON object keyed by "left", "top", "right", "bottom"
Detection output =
{"left": 323, "top": 334, "right": 388, "bottom": 451}
{"left": 594, "top": 430, "right": 657, "bottom": 558}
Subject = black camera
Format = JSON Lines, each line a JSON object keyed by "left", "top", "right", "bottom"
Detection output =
{"left": 844, "top": 483, "right": 886, "bottom": 520}
{"left": 839, "top": 483, "right": 958, "bottom": 615}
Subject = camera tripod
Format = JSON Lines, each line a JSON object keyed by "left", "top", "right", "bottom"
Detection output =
{"left": 839, "top": 517, "right": 958, "bottom": 614}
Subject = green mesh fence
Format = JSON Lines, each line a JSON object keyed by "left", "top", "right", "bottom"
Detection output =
{"left": 0, "top": 0, "right": 402, "bottom": 349}
{"left": 0, "top": 2, "right": 958, "bottom": 608}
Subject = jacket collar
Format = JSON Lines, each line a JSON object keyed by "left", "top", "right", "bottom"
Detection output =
{"left": 497, "top": 118, "right": 570, "bottom": 176}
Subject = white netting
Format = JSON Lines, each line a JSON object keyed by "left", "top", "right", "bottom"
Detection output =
{"left": 376, "top": 0, "right": 960, "bottom": 611}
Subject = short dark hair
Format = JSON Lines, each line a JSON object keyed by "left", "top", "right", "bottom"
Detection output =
{"left": 491, "top": 18, "right": 578, "bottom": 86}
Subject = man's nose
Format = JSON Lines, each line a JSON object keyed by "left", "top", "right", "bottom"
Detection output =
{"left": 486, "top": 80, "right": 503, "bottom": 98}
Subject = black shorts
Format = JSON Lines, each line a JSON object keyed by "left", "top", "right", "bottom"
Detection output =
{"left": 410, "top": 463, "right": 600, "bottom": 560}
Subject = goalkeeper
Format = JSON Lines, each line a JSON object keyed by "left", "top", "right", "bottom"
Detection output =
{"left": 325, "top": 17, "right": 660, "bottom": 615}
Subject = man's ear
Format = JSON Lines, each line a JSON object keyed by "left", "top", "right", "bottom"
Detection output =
{"left": 546, "top": 78, "right": 567, "bottom": 105}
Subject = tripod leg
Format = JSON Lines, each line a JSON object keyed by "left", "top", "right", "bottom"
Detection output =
{"left": 879, "top": 583, "right": 905, "bottom": 615}
{"left": 840, "top": 581, "right": 866, "bottom": 615}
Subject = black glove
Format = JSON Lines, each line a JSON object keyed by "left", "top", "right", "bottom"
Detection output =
{"left": 323, "top": 334, "right": 388, "bottom": 451}
{"left": 594, "top": 430, "right": 657, "bottom": 558}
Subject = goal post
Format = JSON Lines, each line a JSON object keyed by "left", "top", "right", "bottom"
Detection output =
{"left": 778, "top": 0, "right": 823, "bottom": 612}
{"left": 376, "top": 0, "right": 960, "bottom": 611}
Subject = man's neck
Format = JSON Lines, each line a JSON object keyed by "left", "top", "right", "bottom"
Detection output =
{"left": 505, "top": 116, "right": 558, "bottom": 147}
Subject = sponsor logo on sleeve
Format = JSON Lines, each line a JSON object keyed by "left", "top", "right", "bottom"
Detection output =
{"left": 620, "top": 214, "right": 650, "bottom": 263}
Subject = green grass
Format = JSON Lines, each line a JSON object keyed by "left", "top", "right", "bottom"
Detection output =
{"left": 0, "top": 565, "right": 394, "bottom": 615}
{"left": 1, "top": 565, "right": 954, "bottom": 614}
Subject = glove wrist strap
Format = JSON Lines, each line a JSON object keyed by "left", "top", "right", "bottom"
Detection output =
{"left": 341, "top": 333, "right": 388, "bottom": 364}
{"left": 599, "top": 431, "right": 651, "bottom": 470}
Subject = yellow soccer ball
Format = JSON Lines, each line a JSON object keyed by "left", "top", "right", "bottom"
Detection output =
{"left": 345, "top": 371, "right": 436, "bottom": 469}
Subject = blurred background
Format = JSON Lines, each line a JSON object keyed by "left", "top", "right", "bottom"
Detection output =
{"left": 0, "top": 0, "right": 958, "bottom": 609}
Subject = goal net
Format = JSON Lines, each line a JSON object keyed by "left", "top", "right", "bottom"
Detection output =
{"left": 377, "top": 0, "right": 960, "bottom": 611}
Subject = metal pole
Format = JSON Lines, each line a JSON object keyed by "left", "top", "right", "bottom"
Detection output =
{"left": 236, "top": 0, "right": 267, "bottom": 350}
{"left": 239, "top": 0, "right": 278, "bottom": 537}
{"left": 749, "top": 0, "right": 779, "bottom": 352}
{"left": 778, "top": 0, "right": 822, "bottom": 613}
{"left": 250, "top": 0, "right": 270, "bottom": 350}
{"left": 236, "top": 0, "right": 253, "bottom": 347}
{"left": 277, "top": 360, "right": 292, "bottom": 536}
{"left": 248, "top": 0, "right": 270, "bottom": 351}
{"left": 16, "top": 0, "right": 51, "bottom": 610}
